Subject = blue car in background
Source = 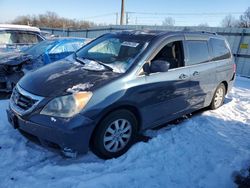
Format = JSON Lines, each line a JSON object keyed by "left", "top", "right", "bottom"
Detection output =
{"left": 0, "top": 37, "right": 89, "bottom": 93}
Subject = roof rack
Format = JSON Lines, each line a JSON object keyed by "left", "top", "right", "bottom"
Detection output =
{"left": 182, "top": 28, "right": 217, "bottom": 35}
{"left": 199, "top": 31, "right": 217, "bottom": 35}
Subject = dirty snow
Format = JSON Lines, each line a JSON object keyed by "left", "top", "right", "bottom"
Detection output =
{"left": 66, "top": 83, "right": 94, "bottom": 93}
{"left": 0, "top": 76, "right": 249, "bottom": 188}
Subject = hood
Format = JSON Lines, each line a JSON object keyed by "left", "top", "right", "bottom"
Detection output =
{"left": 19, "top": 58, "right": 120, "bottom": 97}
{"left": 0, "top": 51, "right": 33, "bottom": 66}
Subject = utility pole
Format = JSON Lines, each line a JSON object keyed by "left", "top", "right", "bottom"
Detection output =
{"left": 120, "top": 0, "right": 125, "bottom": 25}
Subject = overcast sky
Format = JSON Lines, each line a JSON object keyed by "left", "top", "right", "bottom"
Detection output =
{"left": 0, "top": 0, "right": 249, "bottom": 26}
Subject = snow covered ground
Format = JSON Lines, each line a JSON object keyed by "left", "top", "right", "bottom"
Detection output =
{"left": 0, "top": 76, "right": 249, "bottom": 188}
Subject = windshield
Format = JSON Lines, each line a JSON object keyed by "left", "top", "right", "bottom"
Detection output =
{"left": 76, "top": 35, "right": 147, "bottom": 73}
{"left": 24, "top": 40, "right": 55, "bottom": 56}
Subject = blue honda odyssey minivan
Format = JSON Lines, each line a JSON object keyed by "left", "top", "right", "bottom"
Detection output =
{"left": 7, "top": 30, "right": 235, "bottom": 159}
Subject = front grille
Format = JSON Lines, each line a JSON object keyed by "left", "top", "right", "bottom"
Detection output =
{"left": 12, "top": 87, "right": 37, "bottom": 111}
{"left": 10, "top": 84, "right": 44, "bottom": 115}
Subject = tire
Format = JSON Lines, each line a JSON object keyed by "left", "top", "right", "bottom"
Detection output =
{"left": 210, "top": 83, "right": 226, "bottom": 110}
{"left": 91, "top": 109, "right": 138, "bottom": 159}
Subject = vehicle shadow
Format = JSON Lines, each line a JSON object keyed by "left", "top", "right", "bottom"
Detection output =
{"left": 136, "top": 95, "right": 233, "bottom": 142}
{"left": 224, "top": 97, "right": 233, "bottom": 104}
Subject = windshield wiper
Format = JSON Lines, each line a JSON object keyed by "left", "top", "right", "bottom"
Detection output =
{"left": 74, "top": 54, "right": 114, "bottom": 72}
{"left": 83, "top": 56, "right": 113, "bottom": 72}
{"left": 94, "top": 60, "right": 114, "bottom": 72}
{"left": 74, "top": 53, "right": 86, "bottom": 65}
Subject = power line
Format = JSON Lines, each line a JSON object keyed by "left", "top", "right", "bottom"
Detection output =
{"left": 83, "top": 11, "right": 243, "bottom": 21}
{"left": 82, "top": 11, "right": 244, "bottom": 26}
{"left": 125, "top": 11, "right": 244, "bottom": 26}
{"left": 85, "top": 13, "right": 117, "bottom": 19}
{"left": 126, "top": 11, "right": 243, "bottom": 16}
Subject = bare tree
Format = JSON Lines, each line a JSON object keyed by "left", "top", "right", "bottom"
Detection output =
{"left": 239, "top": 7, "right": 250, "bottom": 28}
{"left": 162, "top": 17, "right": 175, "bottom": 26}
{"left": 221, "top": 14, "right": 238, "bottom": 27}
{"left": 11, "top": 11, "right": 96, "bottom": 29}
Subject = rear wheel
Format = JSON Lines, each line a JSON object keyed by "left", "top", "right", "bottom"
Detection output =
{"left": 210, "top": 83, "right": 226, "bottom": 110}
{"left": 91, "top": 109, "right": 138, "bottom": 159}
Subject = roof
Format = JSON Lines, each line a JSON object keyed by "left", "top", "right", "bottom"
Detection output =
{"left": 117, "top": 30, "right": 220, "bottom": 36}
{"left": 0, "top": 24, "right": 40, "bottom": 32}
{"left": 114, "top": 30, "right": 224, "bottom": 41}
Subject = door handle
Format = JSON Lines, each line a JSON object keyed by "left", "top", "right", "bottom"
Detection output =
{"left": 179, "top": 74, "right": 188, "bottom": 80}
{"left": 193, "top": 71, "right": 199, "bottom": 76}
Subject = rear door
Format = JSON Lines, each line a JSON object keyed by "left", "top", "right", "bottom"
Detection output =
{"left": 185, "top": 35, "right": 217, "bottom": 109}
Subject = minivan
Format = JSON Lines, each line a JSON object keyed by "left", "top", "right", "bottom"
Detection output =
{"left": 7, "top": 30, "right": 235, "bottom": 159}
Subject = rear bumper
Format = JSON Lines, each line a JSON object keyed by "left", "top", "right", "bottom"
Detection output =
{"left": 7, "top": 108, "right": 96, "bottom": 154}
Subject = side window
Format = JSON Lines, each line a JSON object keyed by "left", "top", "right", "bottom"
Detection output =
{"left": 16, "top": 32, "right": 39, "bottom": 44}
{"left": 0, "top": 32, "right": 12, "bottom": 44}
{"left": 210, "top": 38, "right": 231, "bottom": 61}
{"left": 152, "top": 40, "right": 184, "bottom": 69}
{"left": 186, "top": 40, "right": 210, "bottom": 65}
{"left": 9, "top": 32, "right": 18, "bottom": 44}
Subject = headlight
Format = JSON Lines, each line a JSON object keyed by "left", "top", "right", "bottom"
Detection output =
{"left": 40, "top": 92, "right": 92, "bottom": 118}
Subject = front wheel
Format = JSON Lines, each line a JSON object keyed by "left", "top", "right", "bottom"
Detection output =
{"left": 210, "top": 83, "right": 226, "bottom": 110}
{"left": 91, "top": 110, "right": 138, "bottom": 159}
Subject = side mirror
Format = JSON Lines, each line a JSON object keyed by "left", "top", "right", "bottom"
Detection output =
{"left": 150, "top": 60, "right": 170, "bottom": 73}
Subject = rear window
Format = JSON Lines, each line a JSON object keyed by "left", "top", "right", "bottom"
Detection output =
{"left": 186, "top": 40, "right": 210, "bottom": 65}
{"left": 210, "top": 38, "right": 231, "bottom": 61}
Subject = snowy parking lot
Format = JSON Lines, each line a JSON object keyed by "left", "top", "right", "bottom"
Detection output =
{"left": 0, "top": 76, "right": 249, "bottom": 188}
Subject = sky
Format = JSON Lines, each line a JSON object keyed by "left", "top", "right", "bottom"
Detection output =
{"left": 0, "top": 0, "right": 249, "bottom": 27}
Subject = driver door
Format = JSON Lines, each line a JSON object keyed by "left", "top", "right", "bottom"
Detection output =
{"left": 137, "top": 36, "right": 191, "bottom": 128}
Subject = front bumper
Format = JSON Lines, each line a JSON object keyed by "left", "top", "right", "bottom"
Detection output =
{"left": 7, "top": 108, "right": 96, "bottom": 154}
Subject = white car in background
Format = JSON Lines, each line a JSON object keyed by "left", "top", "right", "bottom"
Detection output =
{"left": 0, "top": 24, "right": 45, "bottom": 54}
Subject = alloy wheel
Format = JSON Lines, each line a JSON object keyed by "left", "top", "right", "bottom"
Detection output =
{"left": 103, "top": 119, "right": 132, "bottom": 153}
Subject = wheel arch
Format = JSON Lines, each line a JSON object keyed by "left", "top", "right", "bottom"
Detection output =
{"left": 89, "top": 104, "right": 142, "bottom": 146}
{"left": 221, "top": 81, "right": 228, "bottom": 94}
